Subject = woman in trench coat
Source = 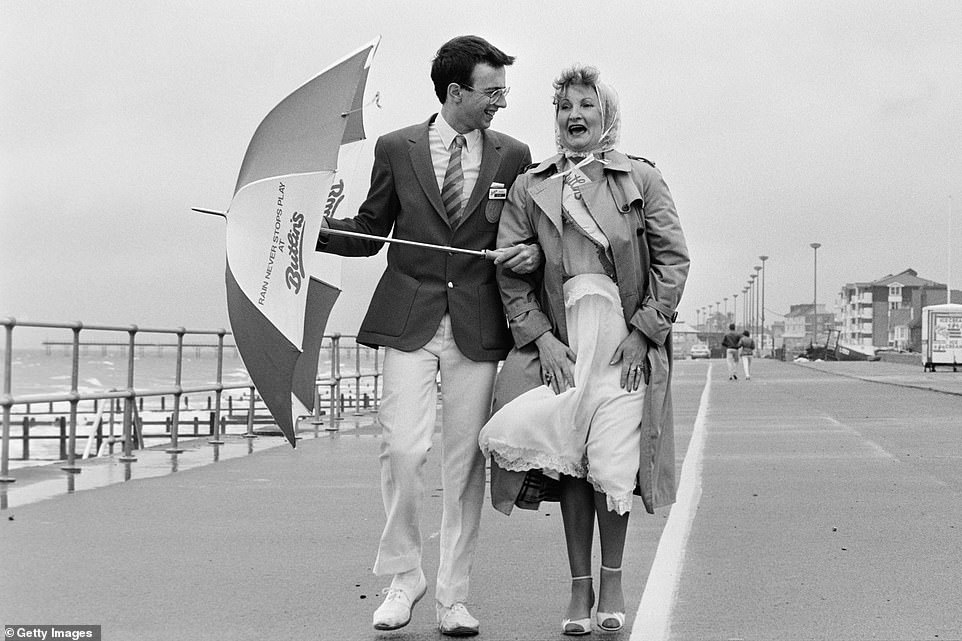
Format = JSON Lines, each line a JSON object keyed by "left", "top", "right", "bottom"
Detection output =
{"left": 479, "top": 65, "right": 689, "bottom": 635}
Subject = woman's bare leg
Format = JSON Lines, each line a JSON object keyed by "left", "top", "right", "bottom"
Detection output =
{"left": 594, "top": 491, "right": 628, "bottom": 615}
{"left": 560, "top": 475, "right": 596, "bottom": 620}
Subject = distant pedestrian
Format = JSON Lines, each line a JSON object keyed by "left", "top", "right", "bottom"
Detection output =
{"left": 721, "top": 323, "right": 741, "bottom": 380}
{"left": 739, "top": 330, "right": 755, "bottom": 380}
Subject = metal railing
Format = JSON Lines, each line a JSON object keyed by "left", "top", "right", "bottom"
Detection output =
{"left": 0, "top": 318, "right": 382, "bottom": 483}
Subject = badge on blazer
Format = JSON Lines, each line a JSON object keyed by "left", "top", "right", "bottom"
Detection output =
{"left": 488, "top": 182, "right": 507, "bottom": 200}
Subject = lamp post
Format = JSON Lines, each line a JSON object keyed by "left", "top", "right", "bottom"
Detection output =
{"left": 743, "top": 286, "right": 749, "bottom": 332}
{"left": 759, "top": 255, "right": 769, "bottom": 356}
{"left": 810, "top": 242, "right": 821, "bottom": 347}
{"left": 749, "top": 274, "right": 758, "bottom": 338}
{"left": 753, "top": 265, "right": 762, "bottom": 339}
{"left": 724, "top": 297, "right": 729, "bottom": 324}
{"left": 732, "top": 292, "right": 739, "bottom": 326}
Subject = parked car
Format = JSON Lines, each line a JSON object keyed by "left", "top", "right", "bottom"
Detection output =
{"left": 689, "top": 343, "right": 711, "bottom": 359}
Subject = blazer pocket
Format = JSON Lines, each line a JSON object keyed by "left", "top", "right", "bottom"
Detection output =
{"left": 485, "top": 199, "right": 505, "bottom": 224}
{"left": 362, "top": 270, "right": 421, "bottom": 337}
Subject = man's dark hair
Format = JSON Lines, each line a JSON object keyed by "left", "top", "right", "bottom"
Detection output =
{"left": 729, "top": 323, "right": 736, "bottom": 331}
{"left": 431, "top": 35, "right": 514, "bottom": 103}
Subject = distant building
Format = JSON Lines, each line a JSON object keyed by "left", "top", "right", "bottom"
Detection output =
{"left": 909, "top": 289, "right": 962, "bottom": 352}
{"left": 672, "top": 320, "right": 702, "bottom": 357}
{"left": 782, "top": 304, "right": 834, "bottom": 357}
{"left": 835, "top": 268, "right": 962, "bottom": 350}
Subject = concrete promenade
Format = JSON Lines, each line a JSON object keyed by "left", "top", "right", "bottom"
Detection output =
{"left": 1, "top": 359, "right": 960, "bottom": 640}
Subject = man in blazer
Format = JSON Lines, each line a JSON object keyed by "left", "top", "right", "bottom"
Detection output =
{"left": 316, "top": 35, "right": 536, "bottom": 636}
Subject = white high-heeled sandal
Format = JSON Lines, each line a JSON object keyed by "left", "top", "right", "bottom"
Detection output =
{"left": 596, "top": 566, "right": 625, "bottom": 632}
{"left": 562, "top": 575, "right": 594, "bottom": 636}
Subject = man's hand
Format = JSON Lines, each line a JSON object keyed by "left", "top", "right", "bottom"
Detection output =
{"left": 488, "top": 243, "right": 542, "bottom": 274}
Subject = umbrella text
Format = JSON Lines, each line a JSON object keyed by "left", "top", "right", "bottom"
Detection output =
{"left": 285, "top": 211, "right": 306, "bottom": 294}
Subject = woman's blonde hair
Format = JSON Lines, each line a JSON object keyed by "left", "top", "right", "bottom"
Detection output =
{"left": 552, "top": 64, "right": 621, "bottom": 154}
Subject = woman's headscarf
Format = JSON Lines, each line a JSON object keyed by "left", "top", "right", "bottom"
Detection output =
{"left": 552, "top": 65, "right": 621, "bottom": 158}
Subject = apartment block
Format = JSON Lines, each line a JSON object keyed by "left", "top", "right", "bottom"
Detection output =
{"left": 835, "top": 268, "right": 959, "bottom": 350}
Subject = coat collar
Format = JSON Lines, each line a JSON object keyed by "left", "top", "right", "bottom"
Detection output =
{"left": 527, "top": 150, "right": 642, "bottom": 235}
{"left": 527, "top": 149, "right": 635, "bottom": 176}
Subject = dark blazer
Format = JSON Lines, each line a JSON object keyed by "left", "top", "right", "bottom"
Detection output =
{"left": 317, "top": 115, "right": 531, "bottom": 361}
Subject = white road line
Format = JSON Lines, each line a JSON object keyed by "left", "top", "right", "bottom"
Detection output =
{"left": 631, "top": 363, "right": 712, "bottom": 641}
{"left": 823, "top": 415, "right": 900, "bottom": 461}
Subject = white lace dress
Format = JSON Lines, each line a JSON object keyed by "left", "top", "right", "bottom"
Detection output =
{"left": 479, "top": 272, "right": 645, "bottom": 515}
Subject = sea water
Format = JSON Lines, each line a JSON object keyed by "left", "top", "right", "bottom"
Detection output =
{"left": 1, "top": 345, "right": 378, "bottom": 464}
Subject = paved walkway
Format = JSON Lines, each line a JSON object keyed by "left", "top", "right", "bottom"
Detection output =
{"left": 794, "top": 357, "right": 962, "bottom": 396}
{"left": 1, "top": 359, "right": 960, "bottom": 640}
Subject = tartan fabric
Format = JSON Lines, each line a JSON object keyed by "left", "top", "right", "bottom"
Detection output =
{"left": 514, "top": 470, "right": 561, "bottom": 510}
{"left": 441, "top": 134, "right": 466, "bottom": 226}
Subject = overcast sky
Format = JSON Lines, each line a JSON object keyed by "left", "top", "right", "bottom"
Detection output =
{"left": 2, "top": 0, "right": 960, "bottom": 343}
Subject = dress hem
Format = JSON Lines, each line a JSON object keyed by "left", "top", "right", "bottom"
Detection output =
{"left": 486, "top": 442, "right": 587, "bottom": 479}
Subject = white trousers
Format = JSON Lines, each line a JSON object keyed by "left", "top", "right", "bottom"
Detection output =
{"left": 374, "top": 314, "right": 497, "bottom": 607}
{"left": 726, "top": 348, "right": 739, "bottom": 376}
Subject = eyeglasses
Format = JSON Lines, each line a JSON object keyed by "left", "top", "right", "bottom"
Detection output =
{"left": 461, "top": 84, "right": 510, "bottom": 104}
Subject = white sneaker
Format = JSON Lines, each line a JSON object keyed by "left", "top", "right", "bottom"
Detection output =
{"left": 437, "top": 602, "right": 480, "bottom": 637}
{"left": 372, "top": 571, "right": 427, "bottom": 631}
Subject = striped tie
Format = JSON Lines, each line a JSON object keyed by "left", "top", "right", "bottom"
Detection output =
{"left": 441, "top": 134, "right": 466, "bottom": 227}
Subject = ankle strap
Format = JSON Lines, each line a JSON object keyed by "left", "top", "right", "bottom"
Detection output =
{"left": 600, "top": 565, "right": 622, "bottom": 573}
{"left": 571, "top": 575, "right": 592, "bottom": 581}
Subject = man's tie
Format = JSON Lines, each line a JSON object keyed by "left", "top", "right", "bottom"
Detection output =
{"left": 441, "top": 134, "right": 466, "bottom": 227}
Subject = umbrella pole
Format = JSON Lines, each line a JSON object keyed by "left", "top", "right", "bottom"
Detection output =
{"left": 191, "top": 207, "right": 227, "bottom": 219}
{"left": 320, "top": 227, "right": 489, "bottom": 258}
{"left": 192, "top": 207, "right": 493, "bottom": 258}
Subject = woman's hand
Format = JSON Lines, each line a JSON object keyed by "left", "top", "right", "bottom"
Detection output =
{"left": 535, "top": 332, "right": 576, "bottom": 395}
{"left": 610, "top": 329, "right": 650, "bottom": 392}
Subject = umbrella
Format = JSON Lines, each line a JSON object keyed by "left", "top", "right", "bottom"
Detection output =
{"left": 204, "top": 38, "right": 380, "bottom": 446}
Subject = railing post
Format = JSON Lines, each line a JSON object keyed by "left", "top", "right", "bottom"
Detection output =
{"left": 242, "top": 385, "right": 257, "bottom": 439}
{"left": 58, "top": 416, "right": 67, "bottom": 460}
{"left": 166, "top": 329, "right": 185, "bottom": 453}
{"left": 62, "top": 322, "right": 83, "bottom": 472}
{"left": 308, "top": 366, "right": 324, "bottom": 428}
{"left": 1, "top": 318, "right": 16, "bottom": 482}
{"left": 22, "top": 417, "right": 30, "bottom": 461}
{"left": 328, "top": 334, "right": 341, "bottom": 429}
{"left": 208, "top": 330, "right": 225, "bottom": 445}
{"left": 119, "top": 326, "right": 138, "bottom": 462}
{"left": 107, "top": 396, "right": 117, "bottom": 455}
{"left": 353, "top": 343, "right": 363, "bottom": 416}
{"left": 372, "top": 348, "right": 381, "bottom": 410}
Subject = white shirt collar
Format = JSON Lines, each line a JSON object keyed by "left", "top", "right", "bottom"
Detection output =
{"left": 435, "top": 113, "right": 481, "bottom": 152}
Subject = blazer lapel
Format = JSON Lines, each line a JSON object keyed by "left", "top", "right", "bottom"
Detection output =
{"left": 457, "top": 131, "right": 502, "bottom": 228}
{"left": 408, "top": 118, "right": 448, "bottom": 223}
